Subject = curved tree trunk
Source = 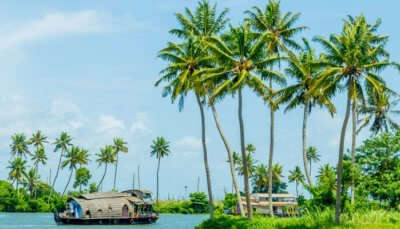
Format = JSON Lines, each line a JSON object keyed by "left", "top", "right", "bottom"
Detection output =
{"left": 113, "top": 153, "right": 119, "bottom": 191}
{"left": 51, "top": 151, "right": 64, "bottom": 196}
{"left": 335, "top": 94, "right": 352, "bottom": 225}
{"left": 351, "top": 101, "right": 357, "bottom": 204}
{"left": 303, "top": 104, "right": 313, "bottom": 186}
{"left": 195, "top": 93, "right": 214, "bottom": 219}
{"left": 210, "top": 102, "right": 244, "bottom": 216}
{"left": 156, "top": 157, "right": 161, "bottom": 204}
{"left": 97, "top": 163, "right": 108, "bottom": 191}
{"left": 62, "top": 169, "right": 74, "bottom": 197}
{"left": 238, "top": 88, "right": 252, "bottom": 220}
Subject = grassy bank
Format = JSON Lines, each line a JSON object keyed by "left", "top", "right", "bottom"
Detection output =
{"left": 195, "top": 210, "right": 400, "bottom": 229}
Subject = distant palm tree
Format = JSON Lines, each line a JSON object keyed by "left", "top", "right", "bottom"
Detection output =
{"left": 23, "top": 168, "right": 41, "bottom": 198}
{"left": 288, "top": 166, "right": 305, "bottom": 197}
{"left": 112, "top": 137, "right": 128, "bottom": 191}
{"left": 52, "top": 132, "right": 72, "bottom": 194}
{"left": 306, "top": 146, "right": 320, "bottom": 176}
{"left": 7, "top": 157, "right": 27, "bottom": 196}
{"left": 96, "top": 145, "right": 116, "bottom": 191}
{"left": 252, "top": 164, "right": 268, "bottom": 192}
{"left": 28, "top": 130, "right": 48, "bottom": 150}
{"left": 237, "top": 152, "right": 258, "bottom": 177}
{"left": 150, "top": 137, "right": 171, "bottom": 204}
{"left": 10, "top": 133, "right": 30, "bottom": 158}
{"left": 31, "top": 146, "right": 47, "bottom": 174}
{"left": 61, "top": 146, "right": 88, "bottom": 196}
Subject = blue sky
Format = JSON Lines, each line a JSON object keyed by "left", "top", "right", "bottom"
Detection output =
{"left": 0, "top": 0, "right": 400, "bottom": 199}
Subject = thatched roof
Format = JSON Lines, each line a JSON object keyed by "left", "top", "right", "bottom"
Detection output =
{"left": 70, "top": 196, "right": 133, "bottom": 219}
{"left": 80, "top": 192, "right": 130, "bottom": 200}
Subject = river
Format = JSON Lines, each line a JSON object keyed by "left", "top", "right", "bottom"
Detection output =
{"left": 0, "top": 213, "right": 207, "bottom": 229}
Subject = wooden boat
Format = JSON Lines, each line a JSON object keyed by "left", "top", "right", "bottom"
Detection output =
{"left": 54, "top": 190, "right": 159, "bottom": 225}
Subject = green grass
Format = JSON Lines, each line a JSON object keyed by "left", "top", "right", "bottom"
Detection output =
{"left": 195, "top": 210, "right": 400, "bottom": 229}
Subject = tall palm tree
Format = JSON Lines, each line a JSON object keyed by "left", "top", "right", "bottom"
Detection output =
{"left": 7, "top": 157, "right": 27, "bottom": 196}
{"left": 306, "top": 146, "right": 320, "bottom": 176}
{"left": 10, "top": 133, "right": 30, "bottom": 158}
{"left": 150, "top": 136, "right": 171, "bottom": 204}
{"left": 246, "top": 0, "right": 306, "bottom": 216}
{"left": 31, "top": 146, "right": 47, "bottom": 174}
{"left": 311, "top": 15, "right": 394, "bottom": 224}
{"left": 112, "top": 137, "right": 128, "bottom": 191}
{"left": 288, "top": 166, "right": 305, "bottom": 197}
{"left": 61, "top": 146, "right": 87, "bottom": 196}
{"left": 23, "top": 168, "right": 41, "bottom": 198}
{"left": 28, "top": 130, "right": 48, "bottom": 150}
{"left": 96, "top": 145, "right": 116, "bottom": 191}
{"left": 275, "top": 39, "right": 335, "bottom": 186}
{"left": 237, "top": 152, "right": 258, "bottom": 177}
{"left": 205, "top": 22, "right": 282, "bottom": 220}
{"left": 52, "top": 132, "right": 72, "bottom": 194}
{"left": 358, "top": 89, "right": 400, "bottom": 135}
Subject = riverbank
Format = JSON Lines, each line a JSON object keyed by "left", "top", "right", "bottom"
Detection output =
{"left": 195, "top": 210, "right": 400, "bottom": 229}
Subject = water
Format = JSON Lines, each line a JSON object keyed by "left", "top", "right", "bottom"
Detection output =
{"left": 0, "top": 213, "right": 207, "bottom": 229}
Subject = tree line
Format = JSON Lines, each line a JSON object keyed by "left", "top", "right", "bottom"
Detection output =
{"left": 155, "top": 0, "right": 399, "bottom": 224}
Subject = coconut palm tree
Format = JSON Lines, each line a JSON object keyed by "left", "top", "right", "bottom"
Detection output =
{"left": 112, "top": 137, "right": 128, "bottom": 191}
{"left": 306, "top": 146, "right": 320, "bottom": 177}
{"left": 52, "top": 132, "right": 72, "bottom": 194}
{"left": 10, "top": 133, "right": 30, "bottom": 158}
{"left": 205, "top": 22, "right": 282, "bottom": 220}
{"left": 237, "top": 151, "right": 258, "bottom": 177}
{"left": 96, "top": 145, "right": 116, "bottom": 191}
{"left": 7, "top": 157, "right": 27, "bottom": 196}
{"left": 252, "top": 164, "right": 268, "bottom": 192}
{"left": 61, "top": 146, "right": 87, "bottom": 196}
{"left": 31, "top": 146, "right": 47, "bottom": 174}
{"left": 311, "top": 15, "right": 394, "bottom": 224}
{"left": 150, "top": 136, "right": 171, "bottom": 204}
{"left": 245, "top": 0, "right": 306, "bottom": 216}
{"left": 358, "top": 89, "right": 400, "bottom": 135}
{"left": 275, "top": 39, "right": 335, "bottom": 186}
{"left": 28, "top": 130, "right": 48, "bottom": 150}
{"left": 288, "top": 166, "right": 305, "bottom": 197}
{"left": 23, "top": 168, "right": 41, "bottom": 198}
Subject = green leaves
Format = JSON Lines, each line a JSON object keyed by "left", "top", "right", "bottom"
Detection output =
{"left": 150, "top": 136, "right": 171, "bottom": 159}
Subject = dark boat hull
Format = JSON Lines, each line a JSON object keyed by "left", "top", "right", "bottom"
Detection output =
{"left": 54, "top": 213, "right": 158, "bottom": 225}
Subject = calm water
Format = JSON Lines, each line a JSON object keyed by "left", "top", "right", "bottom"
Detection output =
{"left": 0, "top": 213, "right": 207, "bottom": 229}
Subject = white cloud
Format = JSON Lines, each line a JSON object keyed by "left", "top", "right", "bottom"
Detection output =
{"left": 174, "top": 136, "right": 203, "bottom": 152}
{"left": 130, "top": 112, "right": 152, "bottom": 136}
{"left": 97, "top": 114, "right": 125, "bottom": 133}
{"left": 0, "top": 10, "right": 107, "bottom": 50}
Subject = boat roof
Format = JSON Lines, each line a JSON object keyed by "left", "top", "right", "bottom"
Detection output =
{"left": 79, "top": 192, "right": 130, "bottom": 200}
{"left": 251, "top": 193, "right": 296, "bottom": 198}
{"left": 122, "top": 189, "right": 152, "bottom": 194}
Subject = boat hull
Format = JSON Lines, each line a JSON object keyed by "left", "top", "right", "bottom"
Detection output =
{"left": 54, "top": 212, "right": 158, "bottom": 225}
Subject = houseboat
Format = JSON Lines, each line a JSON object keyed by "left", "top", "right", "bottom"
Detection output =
{"left": 237, "top": 193, "right": 298, "bottom": 216}
{"left": 54, "top": 190, "right": 159, "bottom": 225}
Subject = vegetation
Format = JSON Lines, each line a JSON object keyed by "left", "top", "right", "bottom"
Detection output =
{"left": 154, "top": 192, "right": 209, "bottom": 214}
{"left": 150, "top": 136, "right": 171, "bottom": 204}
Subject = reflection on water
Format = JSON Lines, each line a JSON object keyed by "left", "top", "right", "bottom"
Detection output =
{"left": 0, "top": 213, "right": 207, "bottom": 229}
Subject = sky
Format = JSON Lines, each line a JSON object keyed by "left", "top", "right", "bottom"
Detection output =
{"left": 0, "top": 0, "right": 400, "bottom": 200}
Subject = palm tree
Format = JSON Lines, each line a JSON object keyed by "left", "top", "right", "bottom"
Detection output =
{"left": 31, "top": 146, "right": 47, "bottom": 174}
{"left": 52, "top": 132, "right": 72, "bottom": 194}
{"left": 96, "top": 145, "right": 116, "bottom": 191}
{"left": 275, "top": 39, "right": 335, "bottom": 186}
{"left": 246, "top": 0, "right": 306, "bottom": 216}
{"left": 205, "top": 22, "right": 282, "bottom": 220}
{"left": 306, "top": 146, "right": 320, "bottom": 176}
{"left": 237, "top": 152, "right": 258, "bottom": 177}
{"left": 10, "top": 133, "right": 30, "bottom": 158}
{"left": 288, "top": 166, "right": 305, "bottom": 197}
{"left": 311, "top": 15, "right": 394, "bottom": 224}
{"left": 112, "top": 137, "right": 128, "bottom": 191}
{"left": 358, "top": 89, "right": 400, "bottom": 135}
{"left": 28, "top": 130, "right": 48, "bottom": 150}
{"left": 150, "top": 137, "right": 171, "bottom": 204}
{"left": 7, "top": 157, "right": 27, "bottom": 196}
{"left": 252, "top": 164, "right": 268, "bottom": 192}
{"left": 23, "top": 168, "right": 41, "bottom": 198}
{"left": 61, "top": 146, "right": 87, "bottom": 196}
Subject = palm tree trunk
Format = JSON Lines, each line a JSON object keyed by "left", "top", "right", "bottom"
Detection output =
{"left": 156, "top": 157, "right": 161, "bottom": 204}
{"left": 195, "top": 93, "right": 214, "bottom": 219}
{"left": 335, "top": 93, "right": 352, "bottom": 225}
{"left": 62, "top": 169, "right": 74, "bottom": 197}
{"left": 296, "top": 182, "right": 298, "bottom": 198}
{"left": 310, "top": 160, "right": 312, "bottom": 177}
{"left": 238, "top": 88, "right": 252, "bottom": 220}
{"left": 210, "top": 102, "right": 244, "bottom": 216}
{"left": 51, "top": 151, "right": 63, "bottom": 195}
{"left": 268, "top": 79, "right": 274, "bottom": 217}
{"left": 303, "top": 104, "right": 313, "bottom": 186}
{"left": 351, "top": 101, "right": 357, "bottom": 204}
{"left": 16, "top": 181, "right": 19, "bottom": 197}
{"left": 113, "top": 153, "right": 119, "bottom": 191}
{"left": 97, "top": 163, "right": 108, "bottom": 191}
